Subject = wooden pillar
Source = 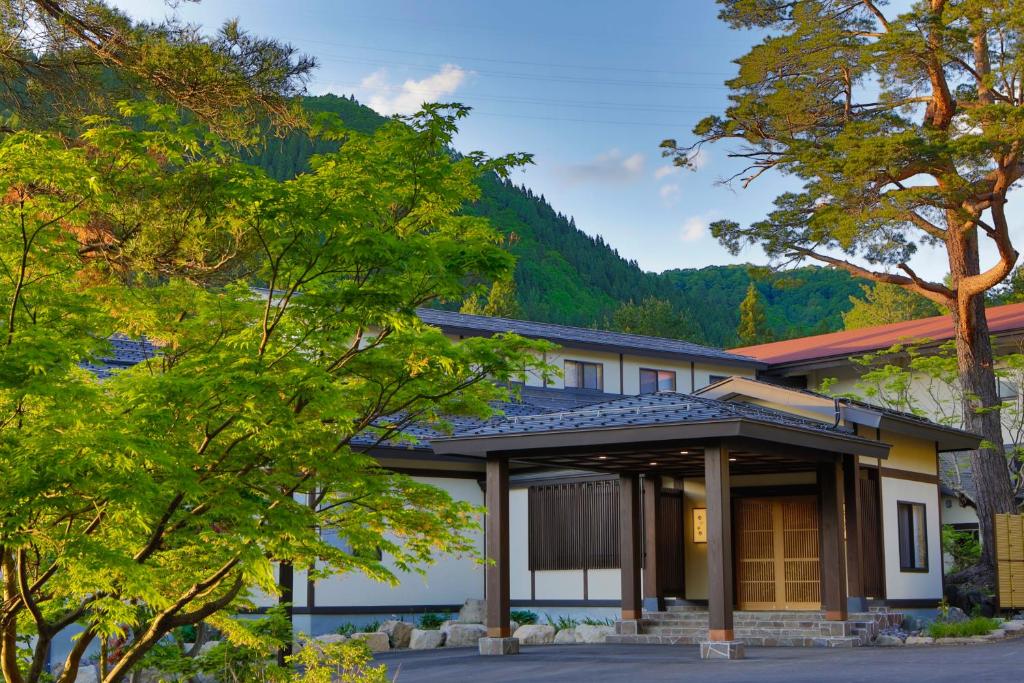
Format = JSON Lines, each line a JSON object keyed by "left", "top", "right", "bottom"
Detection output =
{"left": 705, "top": 444, "right": 734, "bottom": 641}
{"left": 842, "top": 454, "right": 866, "bottom": 612}
{"left": 619, "top": 473, "right": 643, "bottom": 620}
{"left": 818, "top": 459, "right": 848, "bottom": 621}
{"left": 642, "top": 475, "right": 665, "bottom": 612}
{"left": 485, "top": 454, "right": 511, "bottom": 637}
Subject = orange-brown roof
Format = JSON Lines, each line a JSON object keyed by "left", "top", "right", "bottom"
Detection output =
{"left": 731, "top": 302, "right": 1024, "bottom": 366}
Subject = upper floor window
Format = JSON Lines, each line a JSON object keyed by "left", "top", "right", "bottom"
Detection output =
{"left": 897, "top": 501, "right": 928, "bottom": 572}
{"left": 565, "top": 360, "right": 603, "bottom": 390}
{"left": 640, "top": 368, "right": 676, "bottom": 394}
{"left": 708, "top": 375, "right": 730, "bottom": 386}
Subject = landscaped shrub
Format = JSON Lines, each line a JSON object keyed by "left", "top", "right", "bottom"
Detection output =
{"left": 927, "top": 616, "right": 1001, "bottom": 639}
{"left": 417, "top": 613, "right": 449, "bottom": 630}
{"left": 545, "top": 614, "right": 579, "bottom": 631}
{"left": 336, "top": 620, "right": 381, "bottom": 636}
{"left": 941, "top": 525, "right": 982, "bottom": 573}
{"left": 510, "top": 610, "right": 539, "bottom": 625}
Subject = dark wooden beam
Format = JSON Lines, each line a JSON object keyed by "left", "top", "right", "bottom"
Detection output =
{"left": 818, "top": 460, "right": 848, "bottom": 620}
{"left": 619, "top": 473, "right": 643, "bottom": 620}
{"left": 642, "top": 475, "right": 665, "bottom": 612}
{"left": 485, "top": 454, "right": 511, "bottom": 637}
{"left": 843, "top": 454, "right": 866, "bottom": 609}
{"left": 705, "top": 444, "right": 734, "bottom": 641}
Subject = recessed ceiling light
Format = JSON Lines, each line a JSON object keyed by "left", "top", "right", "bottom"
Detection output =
{"left": 597, "top": 455, "right": 608, "bottom": 460}
{"left": 648, "top": 461, "right": 658, "bottom": 466}
{"left": 729, "top": 458, "right": 737, "bottom": 462}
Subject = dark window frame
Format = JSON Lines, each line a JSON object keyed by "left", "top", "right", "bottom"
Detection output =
{"left": 639, "top": 368, "right": 677, "bottom": 394}
{"left": 897, "top": 501, "right": 929, "bottom": 573}
{"left": 564, "top": 359, "right": 604, "bottom": 391}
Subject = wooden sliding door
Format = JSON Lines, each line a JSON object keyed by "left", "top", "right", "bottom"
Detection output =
{"left": 736, "top": 497, "right": 821, "bottom": 610}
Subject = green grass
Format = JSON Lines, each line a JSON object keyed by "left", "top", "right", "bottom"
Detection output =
{"left": 580, "top": 617, "right": 615, "bottom": 626}
{"left": 544, "top": 614, "right": 579, "bottom": 631}
{"left": 927, "top": 616, "right": 1001, "bottom": 638}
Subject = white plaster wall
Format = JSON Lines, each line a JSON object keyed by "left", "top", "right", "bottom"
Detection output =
{"left": 313, "top": 477, "right": 484, "bottom": 607}
{"left": 941, "top": 495, "right": 980, "bottom": 525}
{"left": 588, "top": 569, "right": 621, "bottom": 600}
{"left": 510, "top": 488, "right": 532, "bottom": 600}
{"left": 693, "top": 363, "right": 755, "bottom": 391}
{"left": 880, "top": 477, "right": 943, "bottom": 600}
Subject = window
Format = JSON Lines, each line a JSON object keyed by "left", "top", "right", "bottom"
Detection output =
{"left": 707, "top": 375, "right": 730, "bottom": 386}
{"left": 998, "top": 377, "right": 1019, "bottom": 402}
{"left": 897, "top": 502, "right": 928, "bottom": 572}
{"left": 528, "top": 480, "right": 619, "bottom": 570}
{"left": 564, "top": 360, "right": 603, "bottom": 390}
{"left": 640, "top": 368, "right": 676, "bottom": 394}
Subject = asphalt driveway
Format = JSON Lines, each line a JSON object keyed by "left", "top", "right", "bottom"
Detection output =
{"left": 376, "top": 639, "right": 1024, "bottom": 683}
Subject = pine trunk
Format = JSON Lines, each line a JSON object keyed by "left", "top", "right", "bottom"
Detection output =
{"left": 952, "top": 294, "right": 1017, "bottom": 569}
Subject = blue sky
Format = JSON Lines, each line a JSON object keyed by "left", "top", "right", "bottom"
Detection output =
{"left": 112, "top": 0, "right": 1017, "bottom": 281}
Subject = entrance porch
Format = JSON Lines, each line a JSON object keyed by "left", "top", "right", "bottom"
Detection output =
{"left": 431, "top": 393, "right": 893, "bottom": 659}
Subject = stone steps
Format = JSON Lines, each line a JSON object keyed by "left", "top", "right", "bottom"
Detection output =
{"left": 610, "top": 609, "right": 902, "bottom": 649}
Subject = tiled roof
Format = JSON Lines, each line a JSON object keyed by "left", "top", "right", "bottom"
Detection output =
{"left": 416, "top": 308, "right": 763, "bottom": 367}
{"left": 352, "top": 385, "right": 615, "bottom": 450}
{"left": 730, "top": 302, "right": 1024, "bottom": 366}
{"left": 80, "top": 336, "right": 159, "bottom": 379}
{"left": 940, "top": 450, "right": 1024, "bottom": 503}
{"left": 448, "top": 391, "right": 866, "bottom": 440}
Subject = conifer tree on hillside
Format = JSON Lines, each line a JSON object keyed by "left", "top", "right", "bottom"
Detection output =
{"left": 737, "top": 283, "right": 771, "bottom": 346}
{"left": 843, "top": 283, "right": 943, "bottom": 330}
{"left": 609, "top": 297, "right": 705, "bottom": 343}
{"left": 460, "top": 277, "right": 523, "bottom": 318}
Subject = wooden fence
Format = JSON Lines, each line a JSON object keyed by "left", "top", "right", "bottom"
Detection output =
{"left": 995, "top": 513, "right": 1024, "bottom": 609}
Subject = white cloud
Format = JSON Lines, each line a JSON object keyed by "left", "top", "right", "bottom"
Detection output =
{"left": 659, "top": 183, "right": 681, "bottom": 204}
{"left": 360, "top": 64, "right": 469, "bottom": 115}
{"left": 564, "top": 148, "right": 646, "bottom": 184}
{"left": 681, "top": 212, "right": 718, "bottom": 242}
{"left": 689, "top": 147, "right": 710, "bottom": 170}
{"left": 654, "top": 165, "right": 680, "bottom": 180}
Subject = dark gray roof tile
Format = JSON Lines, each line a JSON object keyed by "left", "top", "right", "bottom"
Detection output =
{"left": 416, "top": 308, "right": 763, "bottom": 367}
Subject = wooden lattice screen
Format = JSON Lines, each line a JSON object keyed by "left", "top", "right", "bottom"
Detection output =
{"left": 995, "top": 513, "right": 1024, "bottom": 609}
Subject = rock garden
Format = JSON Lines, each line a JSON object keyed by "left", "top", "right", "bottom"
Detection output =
{"left": 872, "top": 605, "right": 1024, "bottom": 646}
{"left": 308, "top": 599, "right": 618, "bottom": 655}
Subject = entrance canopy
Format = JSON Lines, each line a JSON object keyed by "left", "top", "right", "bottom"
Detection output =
{"left": 431, "top": 392, "right": 891, "bottom": 474}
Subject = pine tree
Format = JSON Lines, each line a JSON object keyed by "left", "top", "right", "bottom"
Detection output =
{"left": 665, "top": 0, "right": 1024, "bottom": 568}
{"left": 736, "top": 283, "right": 771, "bottom": 346}
{"left": 842, "top": 283, "right": 942, "bottom": 330}
{"left": 460, "top": 277, "right": 522, "bottom": 318}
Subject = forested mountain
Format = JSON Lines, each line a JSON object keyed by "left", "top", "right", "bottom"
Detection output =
{"left": 247, "top": 94, "right": 866, "bottom": 347}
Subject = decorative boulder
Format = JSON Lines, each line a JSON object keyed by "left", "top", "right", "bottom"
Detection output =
{"left": 945, "top": 607, "right": 969, "bottom": 623}
{"left": 198, "top": 640, "right": 221, "bottom": 655}
{"left": 574, "top": 624, "right": 615, "bottom": 643}
{"left": 380, "top": 620, "right": 414, "bottom": 648}
{"left": 554, "top": 628, "right": 578, "bottom": 644}
{"left": 313, "top": 633, "right": 348, "bottom": 644}
{"left": 458, "top": 598, "right": 486, "bottom": 624}
{"left": 875, "top": 634, "right": 904, "bottom": 647}
{"left": 444, "top": 623, "right": 488, "bottom": 647}
{"left": 410, "top": 628, "right": 445, "bottom": 649}
{"left": 513, "top": 624, "right": 555, "bottom": 645}
{"left": 350, "top": 632, "right": 390, "bottom": 652}
{"left": 905, "top": 636, "right": 934, "bottom": 645}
